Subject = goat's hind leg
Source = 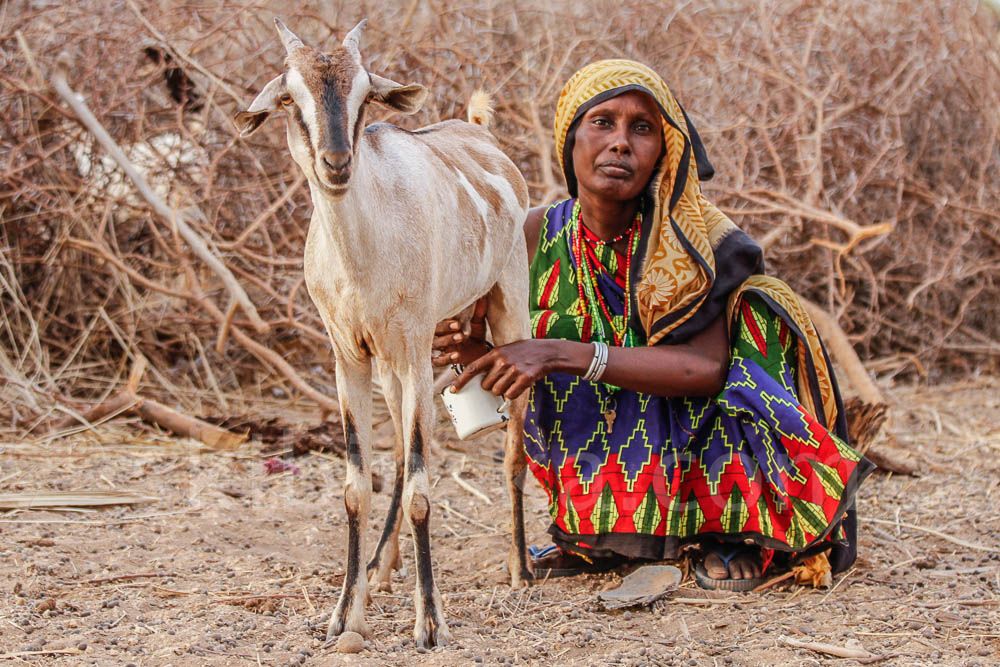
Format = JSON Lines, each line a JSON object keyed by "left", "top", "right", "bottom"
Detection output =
{"left": 400, "top": 361, "right": 451, "bottom": 648}
{"left": 367, "top": 363, "right": 403, "bottom": 593}
{"left": 486, "top": 260, "right": 534, "bottom": 588}
{"left": 326, "top": 356, "right": 373, "bottom": 642}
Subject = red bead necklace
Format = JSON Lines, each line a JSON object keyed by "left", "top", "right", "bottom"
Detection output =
{"left": 569, "top": 201, "right": 640, "bottom": 347}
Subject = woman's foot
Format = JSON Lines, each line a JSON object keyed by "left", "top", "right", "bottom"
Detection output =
{"left": 694, "top": 544, "right": 765, "bottom": 592}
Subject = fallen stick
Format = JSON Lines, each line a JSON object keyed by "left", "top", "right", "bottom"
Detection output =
{"left": 0, "top": 491, "right": 157, "bottom": 510}
{"left": 73, "top": 572, "right": 173, "bottom": 586}
{"left": 451, "top": 470, "right": 493, "bottom": 505}
{"left": 752, "top": 569, "right": 796, "bottom": 593}
{"left": 0, "top": 508, "right": 201, "bottom": 525}
{"left": 779, "top": 635, "right": 876, "bottom": 660}
{"left": 49, "top": 61, "right": 269, "bottom": 335}
{"left": 49, "top": 390, "right": 247, "bottom": 450}
{"left": 867, "top": 517, "right": 995, "bottom": 552}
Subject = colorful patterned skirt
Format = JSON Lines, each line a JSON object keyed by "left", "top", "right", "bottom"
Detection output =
{"left": 524, "top": 295, "right": 874, "bottom": 566}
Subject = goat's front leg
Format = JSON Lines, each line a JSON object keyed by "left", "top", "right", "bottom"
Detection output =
{"left": 326, "top": 355, "right": 373, "bottom": 642}
{"left": 400, "top": 363, "right": 451, "bottom": 649}
{"left": 367, "top": 364, "right": 403, "bottom": 593}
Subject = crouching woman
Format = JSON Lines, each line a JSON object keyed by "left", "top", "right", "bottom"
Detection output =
{"left": 437, "top": 60, "right": 874, "bottom": 590}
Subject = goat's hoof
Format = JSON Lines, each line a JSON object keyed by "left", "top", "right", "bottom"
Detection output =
{"left": 510, "top": 566, "right": 534, "bottom": 589}
{"left": 414, "top": 620, "right": 451, "bottom": 650}
{"left": 325, "top": 611, "right": 370, "bottom": 644}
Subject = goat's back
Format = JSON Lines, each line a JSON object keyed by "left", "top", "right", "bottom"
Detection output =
{"left": 366, "top": 121, "right": 528, "bottom": 311}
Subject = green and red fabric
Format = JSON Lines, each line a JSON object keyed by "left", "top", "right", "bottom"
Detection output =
{"left": 524, "top": 199, "right": 875, "bottom": 567}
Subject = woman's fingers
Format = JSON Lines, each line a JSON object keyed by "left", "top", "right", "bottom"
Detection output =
{"left": 451, "top": 352, "right": 492, "bottom": 392}
{"left": 433, "top": 331, "right": 465, "bottom": 350}
{"left": 432, "top": 350, "right": 460, "bottom": 367}
{"left": 434, "top": 319, "right": 462, "bottom": 336}
{"left": 488, "top": 365, "right": 520, "bottom": 397}
{"left": 503, "top": 375, "right": 535, "bottom": 400}
{"left": 478, "top": 356, "right": 510, "bottom": 393}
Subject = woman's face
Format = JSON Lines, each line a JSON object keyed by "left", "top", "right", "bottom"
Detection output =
{"left": 571, "top": 90, "right": 664, "bottom": 203}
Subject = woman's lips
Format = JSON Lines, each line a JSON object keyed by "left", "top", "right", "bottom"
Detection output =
{"left": 597, "top": 162, "right": 634, "bottom": 178}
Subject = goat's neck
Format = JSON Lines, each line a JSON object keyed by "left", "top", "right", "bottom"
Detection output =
{"left": 307, "top": 153, "right": 378, "bottom": 282}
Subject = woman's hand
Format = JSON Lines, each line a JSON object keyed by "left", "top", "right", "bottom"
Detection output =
{"left": 450, "top": 339, "right": 566, "bottom": 400}
{"left": 432, "top": 297, "right": 490, "bottom": 367}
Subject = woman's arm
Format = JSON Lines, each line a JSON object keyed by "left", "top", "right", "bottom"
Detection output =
{"left": 450, "top": 314, "right": 730, "bottom": 400}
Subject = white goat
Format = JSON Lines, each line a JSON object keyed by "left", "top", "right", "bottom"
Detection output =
{"left": 235, "top": 19, "right": 532, "bottom": 648}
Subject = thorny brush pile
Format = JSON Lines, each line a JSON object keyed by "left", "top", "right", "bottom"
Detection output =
{"left": 1, "top": 0, "right": 998, "bottom": 433}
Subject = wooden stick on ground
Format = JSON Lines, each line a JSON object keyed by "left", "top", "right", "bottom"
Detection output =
{"left": 49, "top": 358, "right": 247, "bottom": 450}
{"left": 49, "top": 391, "right": 247, "bottom": 450}
{"left": 779, "top": 635, "right": 877, "bottom": 660}
{"left": 451, "top": 471, "right": 494, "bottom": 505}
{"left": 867, "top": 517, "right": 996, "bottom": 553}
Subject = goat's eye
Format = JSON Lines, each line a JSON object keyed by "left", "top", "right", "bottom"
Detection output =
{"left": 279, "top": 94, "right": 294, "bottom": 107}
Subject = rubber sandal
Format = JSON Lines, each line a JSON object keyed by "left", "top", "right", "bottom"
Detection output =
{"left": 529, "top": 544, "right": 625, "bottom": 578}
{"left": 598, "top": 564, "right": 682, "bottom": 609}
{"left": 694, "top": 544, "right": 766, "bottom": 592}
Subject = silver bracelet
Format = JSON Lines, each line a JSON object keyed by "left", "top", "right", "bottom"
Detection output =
{"left": 583, "top": 341, "right": 609, "bottom": 382}
{"left": 592, "top": 341, "right": 609, "bottom": 382}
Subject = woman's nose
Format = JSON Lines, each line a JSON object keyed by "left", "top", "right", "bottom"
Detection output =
{"left": 608, "top": 129, "right": 632, "bottom": 154}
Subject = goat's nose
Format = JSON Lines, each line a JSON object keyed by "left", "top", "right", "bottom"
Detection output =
{"left": 320, "top": 150, "right": 351, "bottom": 172}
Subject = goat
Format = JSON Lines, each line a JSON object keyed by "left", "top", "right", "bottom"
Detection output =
{"left": 235, "top": 19, "right": 532, "bottom": 648}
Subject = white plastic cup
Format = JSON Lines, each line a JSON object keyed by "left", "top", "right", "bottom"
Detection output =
{"left": 439, "top": 367, "right": 510, "bottom": 440}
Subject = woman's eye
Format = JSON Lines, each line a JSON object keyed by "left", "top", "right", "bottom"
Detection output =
{"left": 279, "top": 94, "right": 294, "bottom": 106}
{"left": 592, "top": 118, "right": 611, "bottom": 127}
{"left": 634, "top": 122, "right": 652, "bottom": 133}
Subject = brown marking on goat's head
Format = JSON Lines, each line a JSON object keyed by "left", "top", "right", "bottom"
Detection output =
{"left": 234, "top": 18, "right": 428, "bottom": 199}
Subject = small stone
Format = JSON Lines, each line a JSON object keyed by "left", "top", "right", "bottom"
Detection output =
{"left": 623, "top": 611, "right": 632, "bottom": 620}
{"left": 415, "top": 646, "right": 429, "bottom": 654}
{"left": 34, "top": 599, "right": 56, "bottom": 613}
{"left": 335, "top": 631, "right": 365, "bottom": 654}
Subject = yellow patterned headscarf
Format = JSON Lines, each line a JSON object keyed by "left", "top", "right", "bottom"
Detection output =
{"left": 555, "top": 60, "right": 841, "bottom": 428}
{"left": 555, "top": 59, "right": 741, "bottom": 345}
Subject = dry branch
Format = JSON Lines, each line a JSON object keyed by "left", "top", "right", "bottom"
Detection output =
{"left": 778, "top": 635, "right": 877, "bottom": 660}
{"left": 0, "top": 491, "right": 157, "bottom": 510}
{"left": 49, "top": 63, "right": 269, "bottom": 335}
{"left": 50, "top": 390, "right": 247, "bottom": 450}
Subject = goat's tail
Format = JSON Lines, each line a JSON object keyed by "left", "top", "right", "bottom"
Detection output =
{"left": 467, "top": 89, "right": 494, "bottom": 129}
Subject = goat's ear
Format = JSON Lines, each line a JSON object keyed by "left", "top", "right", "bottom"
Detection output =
{"left": 370, "top": 73, "right": 427, "bottom": 115}
{"left": 234, "top": 75, "right": 284, "bottom": 136}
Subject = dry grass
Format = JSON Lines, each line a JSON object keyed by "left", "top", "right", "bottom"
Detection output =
{"left": 0, "top": 0, "right": 997, "bottom": 431}
{"left": 0, "top": 379, "right": 996, "bottom": 664}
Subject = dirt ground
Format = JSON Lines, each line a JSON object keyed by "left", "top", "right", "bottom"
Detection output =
{"left": 1, "top": 378, "right": 998, "bottom": 666}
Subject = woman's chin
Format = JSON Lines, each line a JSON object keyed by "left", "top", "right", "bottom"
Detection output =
{"left": 584, "top": 178, "right": 646, "bottom": 202}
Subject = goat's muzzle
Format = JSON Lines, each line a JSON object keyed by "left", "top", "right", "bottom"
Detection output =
{"left": 318, "top": 150, "right": 352, "bottom": 189}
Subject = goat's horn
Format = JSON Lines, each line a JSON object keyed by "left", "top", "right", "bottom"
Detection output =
{"left": 342, "top": 18, "right": 368, "bottom": 56}
{"left": 274, "top": 17, "right": 304, "bottom": 55}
